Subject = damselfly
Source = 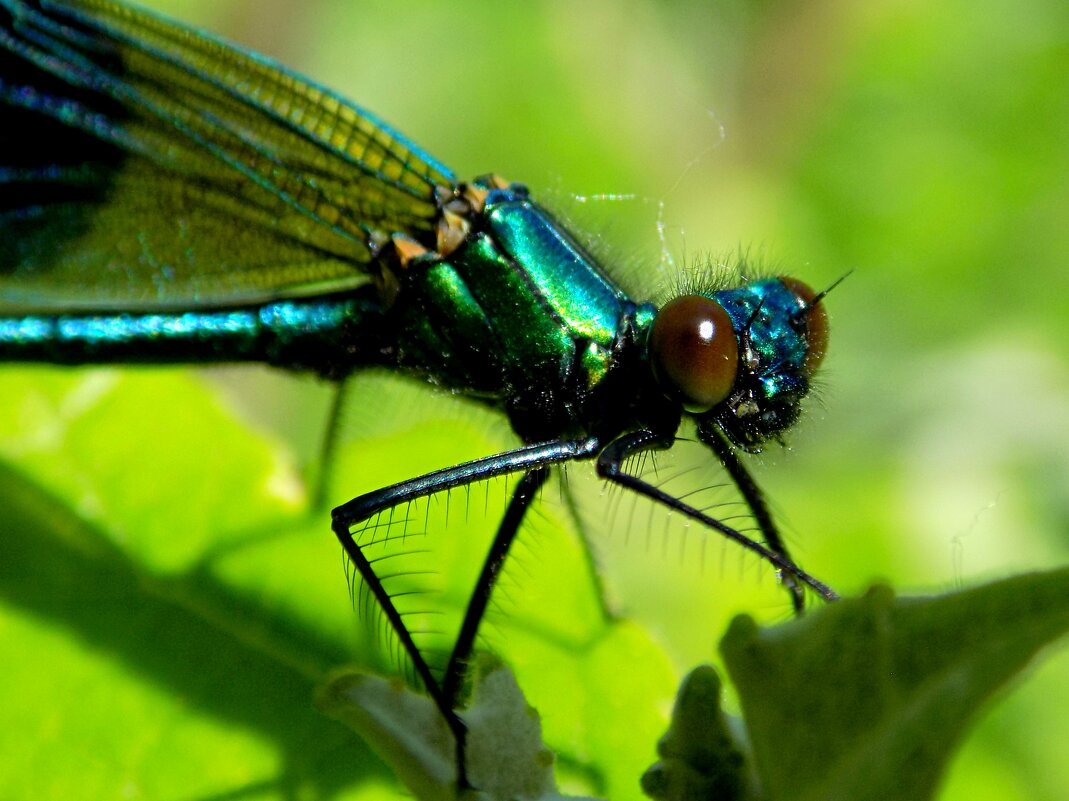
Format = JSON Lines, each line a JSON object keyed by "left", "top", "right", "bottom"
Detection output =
{"left": 0, "top": 0, "right": 838, "bottom": 787}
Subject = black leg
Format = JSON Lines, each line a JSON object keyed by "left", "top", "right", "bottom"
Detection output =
{"left": 442, "top": 466, "right": 550, "bottom": 705}
{"left": 698, "top": 426, "right": 806, "bottom": 613}
{"left": 332, "top": 506, "right": 454, "bottom": 771}
{"left": 596, "top": 430, "right": 838, "bottom": 605}
{"left": 330, "top": 437, "right": 599, "bottom": 788}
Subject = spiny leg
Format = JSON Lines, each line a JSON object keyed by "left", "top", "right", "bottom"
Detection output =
{"left": 331, "top": 437, "right": 599, "bottom": 788}
{"left": 697, "top": 426, "right": 806, "bottom": 613}
{"left": 332, "top": 497, "right": 469, "bottom": 786}
{"left": 596, "top": 430, "right": 838, "bottom": 605}
{"left": 442, "top": 466, "right": 549, "bottom": 705}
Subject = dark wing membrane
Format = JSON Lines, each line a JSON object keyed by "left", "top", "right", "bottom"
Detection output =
{"left": 0, "top": 0, "right": 455, "bottom": 311}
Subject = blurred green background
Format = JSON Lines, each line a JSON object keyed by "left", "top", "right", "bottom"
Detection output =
{"left": 1, "top": 0, "right": 1067, "bottom": 799}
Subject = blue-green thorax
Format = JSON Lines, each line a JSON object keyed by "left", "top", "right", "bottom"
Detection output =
{"left": 380, "top": 178, "right": 660, "bottom": 441}
{"left": 385, "top": 179, "right": 820, "bottom": 450}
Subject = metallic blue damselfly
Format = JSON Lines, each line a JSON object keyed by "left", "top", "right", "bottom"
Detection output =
{"left": 0, "top": 0, "right": 838, "bottom": 788}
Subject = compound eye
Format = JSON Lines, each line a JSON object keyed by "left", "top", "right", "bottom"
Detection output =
{"left": 780, "top": 277, "right": 829, "bottom": 374}
{"left": 649, "top": 295, "right": 739, "bottom": 413}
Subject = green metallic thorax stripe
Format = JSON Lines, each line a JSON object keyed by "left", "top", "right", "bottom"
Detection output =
{"left": 451, "top": 233, "right": 575, "bottom": 383}
{"left": 389, "top": 259, "right": 504, "bottom": 393}
{"left": 485, "top": 198, "right": 628, "bottom": 349}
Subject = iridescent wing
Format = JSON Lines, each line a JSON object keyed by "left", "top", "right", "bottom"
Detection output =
{"left": 0, "top": 0, "right": 455, "bottom": 311}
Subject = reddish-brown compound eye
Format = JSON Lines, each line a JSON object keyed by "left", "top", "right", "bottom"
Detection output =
{"left": 780, "top": 277, "right": 829, "bottom": 374}
{"left": 649, "top": 295, "right": 739, "bottom": 413}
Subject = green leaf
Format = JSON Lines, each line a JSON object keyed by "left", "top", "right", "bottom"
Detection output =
{"left": 0, "top": 371, "right": 391, "bottom": 800}
{"left": 719, "top": 572, "right": 1069, "bottom": 801}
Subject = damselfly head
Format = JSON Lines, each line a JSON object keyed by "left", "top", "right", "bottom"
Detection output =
{"left": 649, "top": 276, "right": 831, "bottom": 450}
